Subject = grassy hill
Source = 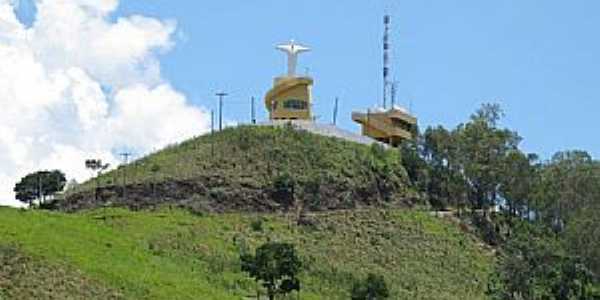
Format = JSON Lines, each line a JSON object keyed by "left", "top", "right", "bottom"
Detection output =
{"left": 1, "top": 125, "right": 495, "bottom": 299}
{"left": 61, "top": 125, "right": 420, "bottom": 213}
{"left": 0, "top": 207, "right": 493, "bottom": 299}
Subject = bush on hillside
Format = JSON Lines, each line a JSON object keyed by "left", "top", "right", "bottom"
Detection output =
{"left": 351, "top": 273, "right": 390, "bottom": 300}
{"left": 272, "top": 172, "right": 296, "bottom": 209}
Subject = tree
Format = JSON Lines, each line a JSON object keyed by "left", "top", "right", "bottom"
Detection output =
{"left": 488, "top": 221, "right": 597, "bottom": 300}
{"left": 85, "top": 159, "right": 110, "bottom": 201}
{"left": 416, "top": 104, "right": 521, "bottom": 213}
{"left": 420, "top": 125, "right": 462, "bottom": 210}
{"left": 565, "top": 204, "right": 600, "bottom": 281}
{"left": 351, "top": 273, "right": 390, "bottom": 300}
{"left": 533, "top": 151, "right": 600, "bottom": 228}
{"left": 499, "top": 151, "right": 538, "bottom": 218}
{"left": 240, "top": 242, "right": 302, "bottom": 300}
{"left": 399, "top": 140, "right": 428, "bottom": 191}
{"left": 13, "top": 170, "right": 66, "bottom": 207}
{"left": 14, "top": 175, "right": 37, "bottom": 206}
{"left": 456, "top": 104, "right": 521, "bottom": 214}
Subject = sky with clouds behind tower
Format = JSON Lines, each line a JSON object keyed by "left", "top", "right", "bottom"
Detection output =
{"left": 1, "top": 0, "right": 599, "bottom": 206}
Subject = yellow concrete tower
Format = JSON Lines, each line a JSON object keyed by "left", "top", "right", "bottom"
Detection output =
{"left": 265, "top": 40, "right": 313, "bottom": 121}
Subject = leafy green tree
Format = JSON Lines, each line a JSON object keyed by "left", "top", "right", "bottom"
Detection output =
{"left": 533, "top": 151, "right": 600, "bottom": 228}
{"left": 240, "top": 242, "right": 302, "bottom": 300}
{"left": 499, "top": 151, "right": 538, "bottom": 218}
{"left": 399, "top": 140, "right": 428, "bottom": 190}
{"left": 13, "top": 170, "right": 66, "bottom": 207}
{"left": 13, "top": 176, "right": 37, "bottom": 206}
{"left": 457, "top": 104, "right": 521, "bottom": 213}
{"left": 420, "top": 126, "right": 455, "bottom": 209}
{"left": 488, "top": 221, "right": 596, "bottom": 300}
{"left": 416, "top": 104, "right": 521, "bottom": 213}
{"left": 351, "top": 273, "right": 390, "bottom": 300}
{"left": 565, "top": 205, "right": 600, "bottom": 281}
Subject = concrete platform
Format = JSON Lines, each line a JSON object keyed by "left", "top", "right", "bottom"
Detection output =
{"left": 257, "top": 120, "right": 383, "bottom": 146}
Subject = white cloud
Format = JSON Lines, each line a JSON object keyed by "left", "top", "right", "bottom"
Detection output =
{"left": 0, "top": 0, "right": 210, "bottom": 206}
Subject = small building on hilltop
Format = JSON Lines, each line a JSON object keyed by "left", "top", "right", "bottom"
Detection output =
{"left": 352, "top": 106, "right": 417, "bottom": 147}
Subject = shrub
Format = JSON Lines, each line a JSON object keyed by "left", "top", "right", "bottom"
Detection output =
{"left": 351, "top": 273, "right": 390, "bottom": 300}
{"left": 250, "top": 218, "right": 264, "bottom": 232}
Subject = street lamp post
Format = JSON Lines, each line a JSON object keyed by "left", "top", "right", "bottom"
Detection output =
{"left": 215, "top": 92, "right": 228, "bottom": 131}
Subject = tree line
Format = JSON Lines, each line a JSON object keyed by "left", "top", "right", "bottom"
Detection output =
{"left": 401, "top": 103, "right": 600, "bottom": 299}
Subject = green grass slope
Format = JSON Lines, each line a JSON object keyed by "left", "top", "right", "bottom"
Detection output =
{"left": 61, "top": 125, "right": 419, "bottom": 212}
{"left": 0, "top": 207, "right": 493, "bottom": 299}
{"left": 0, "top": 245, "right": 122, "bottom": 299}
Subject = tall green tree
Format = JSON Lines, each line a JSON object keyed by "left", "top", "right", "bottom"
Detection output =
{"left": 241, "top": 242, "right": 302, "bottom": 300}
{"left": 456, "top": 104, "right": 521, "bottom": 213}
{"left": 533, "top": 151, "right": 600, "bottom": 227}
{"left": 13, "top": 170, "right": 66, "bottom": 207}
{"left": 565, "top": 204, "right": 600, "bottom": 281}
{"left": 416, "top": 104, "right": 523, "bottom": 213}
{"left": 488, "top": 221, "right": 596, "bottom": 300}
{"left": 500, "top": 151, "right": 538, "bottom": 218}
{"left": 420, "top": 126, "right": 462, "bottom": 209}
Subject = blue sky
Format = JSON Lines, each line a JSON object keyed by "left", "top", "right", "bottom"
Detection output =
{"left": 20, "top": 0, "right": 600, "bottom": 159}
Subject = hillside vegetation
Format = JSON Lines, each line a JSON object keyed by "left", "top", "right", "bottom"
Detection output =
{"left": 61, "top": 125, "right": 419, "bottom": 213}
{"left": 8, "top": 105, "right": 600, "bottom": 299}
{"left": 0, "top": 207, "right": 493, "bottom": 299}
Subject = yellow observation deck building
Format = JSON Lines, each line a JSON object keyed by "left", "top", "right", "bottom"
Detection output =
{"left": 352, "top": 107, "right": 417, "bottom": 147}
{"left": 265, "top": 40, "right": 313, "bottom": 121}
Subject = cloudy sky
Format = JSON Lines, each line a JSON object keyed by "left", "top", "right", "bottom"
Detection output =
{"left": 0, "top": 0, "right": 210, "bottom": 206}
{"left": 1, "top": 0, "right": 599, "bottom": 206}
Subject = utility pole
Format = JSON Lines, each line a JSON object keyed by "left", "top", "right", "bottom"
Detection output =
{"left": 119, "top": 152, "right": 132, "bottom": 165}
{"left": 332, "top": 97, "right": 339, "bottom": 126}
{"left": 37, "top": 172, "right": 42, "bottom": 205}
{"left": 211, "top": 109, "right": 215, "bottom": 134}
{"left": 251, "top": 96, "right": 256, "bottom": 124}
{"left": 215, "top": 92, "right": 228, "bottom": 131}
{"left": 210, "top": 109, "right": 215, "bottom": 157}
{"left": 119, "top": 151, "right": 133, "bottom": 200}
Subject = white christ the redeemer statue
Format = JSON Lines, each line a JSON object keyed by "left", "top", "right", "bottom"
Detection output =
{"left": 276, "top": 40, "right": 310, "bottom": 77}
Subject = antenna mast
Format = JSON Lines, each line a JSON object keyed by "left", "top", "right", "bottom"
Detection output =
{"left": 383, "top": 14, "right": 391, "bottom": 109}
{"left": 391, "top": 81, "right": 398, "bottom": 108}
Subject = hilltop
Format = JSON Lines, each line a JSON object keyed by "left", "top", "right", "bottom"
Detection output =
{"left": 0, "top": 126, "right": 498, "bottom": 299}
{"left": 60, "top": 125, "right": 421, "bottom": 213}
{"left": 0, "top": 207, "right": 493, "bottom": 299}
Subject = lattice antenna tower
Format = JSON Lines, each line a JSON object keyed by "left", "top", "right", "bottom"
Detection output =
{"left": 383, "top": 14, "right": 391, "bottom": 109}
